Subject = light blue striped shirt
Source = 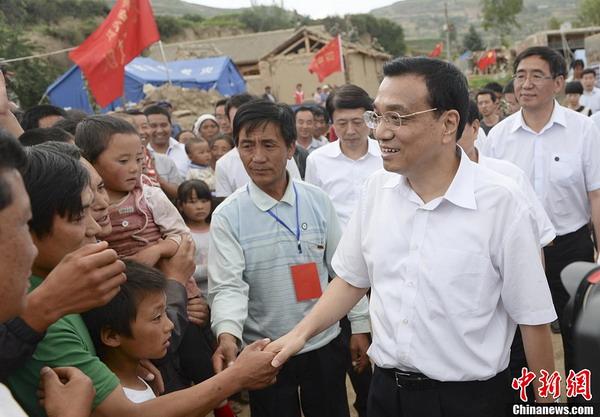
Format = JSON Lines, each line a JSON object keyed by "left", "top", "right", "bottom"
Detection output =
{"left": 208, "top": 174, "right": 370, "bottom": 353}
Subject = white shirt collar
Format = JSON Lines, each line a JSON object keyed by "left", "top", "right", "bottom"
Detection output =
{"left": 511, "top": 100, "right": 567, "bottom": 134}
{"left": 327, "top": 137, "right": 380, "bottom": 158}
{"left": 247, "top": 171, "right": 296, "bottom": 211}
{"left": 382, "top": 146, "right": 477, "bottom": 210}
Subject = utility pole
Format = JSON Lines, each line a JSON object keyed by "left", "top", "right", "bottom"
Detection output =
{"left": 445, "top": 2, "right": 451, "bottom": 62}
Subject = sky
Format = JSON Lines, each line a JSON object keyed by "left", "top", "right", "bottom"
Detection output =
{"left": 183, "top": 0, "right": 400, "bottom": 19}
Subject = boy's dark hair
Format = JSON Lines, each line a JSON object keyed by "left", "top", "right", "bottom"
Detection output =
{"left": 572, "top": 59, "right": 584, "bottom": 69}
{"left": 177, "top": 179, "right": 214, "bottom": 223}
{"left": 184, "top": 137, "right": 209, "bottom": 155}
{"left": 582, "top": 68, "right": 597, "bottom": 78}
{"left": 20, "top": 105, "right": 67, "bottom": 131}
{"left": 565, "top": 81, "right": 584, "bottom": 95}
{"left": 225, "top": 93, "right": 259, "bottom": 121}
{"left": 294, "top": 106, "right": 315, "bottom": 119}
{"left": 66, "top": 109, "right": 90, "bottom": 123}
{"left": 75, "top": 115, "right": 139, "bottom": 164}
{"left": 233, "top": 100, "right": 296, "bottom": 148}
{"left": 476, "top": 89, "right": 497, "bottom": 102}
{"left": 208, "top": 134, "right": 234, "bottom": 150}
{"left": 82, "top": 258, "right": 168, "bottom": 359}
{"left": 0, "top": 128, "right": 26, "bottom": 211}
{"left": 503, "top": 79, "right": 515, "bottom": 94}
{"left": 482, "top": 82, "right": 503, "bottom": 95}
{"left": 21, "top": 147, "right": 89, "bottom": 238}
{"left": 34, "top": 141, "right": 81, "bottom": 160}
{"left": 513, "top": 46, "right": 567, "bottom": 78}
{"left": 311, "top": 106, "right": 329, "bottom": 122}
{"left": 383, "top": 56, "right": 469, "bottom": 140}
{"left": 144, "top": 105, "right": 171, "bottom": 124}
{"left": 325, "top": 84, "right": 373, "bottom": 120}
{"left": 466, "top": 100, "right": 481, "bottom": 125}
{"left": 19, "top": 127, "right": 73, "bottom": 147}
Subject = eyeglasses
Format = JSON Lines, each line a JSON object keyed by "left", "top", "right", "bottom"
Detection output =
{"left": 512, "top": 73, "right": 554, "bottom": 85}
{"left": 363, "top": 108, "right": 438, "bottom": 130}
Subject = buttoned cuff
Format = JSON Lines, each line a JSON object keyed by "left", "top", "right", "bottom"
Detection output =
{"left": 350, "top": 318, "right": 371, "bottom": 334}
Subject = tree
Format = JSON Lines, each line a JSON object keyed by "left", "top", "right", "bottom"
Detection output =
{"left": 481, "top": 0, "right": 523, "bottom": 43}
{"left": 462, "top": 25, "right": 484, "bottom": 52}
{"left": 578, "top": 0, "right": 600, "bottom": 26}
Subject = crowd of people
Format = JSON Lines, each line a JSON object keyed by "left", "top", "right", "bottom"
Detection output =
{"left": 0, "top": 45, "right": 598, "bottom": 417}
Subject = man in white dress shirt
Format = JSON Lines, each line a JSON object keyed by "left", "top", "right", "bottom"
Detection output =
{"left": 267, "top": 56, "right": 557, "bottom": 416}
{"left": 482, "top": 47, "right": 600, "bottom": 372}
{"left": 580, "top": 68, "right": 600, "bottom": 114}
{"left": 144, "top": 105, "right": 189, "bottom": 178}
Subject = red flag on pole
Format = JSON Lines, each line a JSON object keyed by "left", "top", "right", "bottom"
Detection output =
{"left": 477, "top": 49, "right": 497, "bottom": 71}
{"left": 69, "top": 0, "right": 160, "bottom": 108}
{"left": 309, "top": 35, "right": 344, "bottom": 82}
{"left": 428, "top": 42, "right": 443, "bottom": 58}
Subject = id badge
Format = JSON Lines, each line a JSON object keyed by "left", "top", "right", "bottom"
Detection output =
{"left": 291, "top": 262, "right": 322, "bottom": 301}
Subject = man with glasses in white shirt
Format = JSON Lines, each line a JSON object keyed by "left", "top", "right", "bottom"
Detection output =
{"left": 267, "top": 56, "right": 557, "bottom": 416}
{"left": 482, "top": 47, "right": 600, "bottom": 373}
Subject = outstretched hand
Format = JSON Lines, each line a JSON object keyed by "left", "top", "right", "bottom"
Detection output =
{"left": 263, "top": 331, "right": 307, "bottom": 368}
{"left": 0, "top": 71, "right": 23, "bottom": 138}
{"left": 230, "top": 338, "right": 279, "bottom": 390}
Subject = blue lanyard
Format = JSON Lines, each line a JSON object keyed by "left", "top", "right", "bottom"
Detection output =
{"left": 247, "top": 183, "right": 302, "bottom": 254}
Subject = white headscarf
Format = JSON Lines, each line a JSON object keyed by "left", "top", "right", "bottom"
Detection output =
{"left": 193, "top": 114, "right": 217, "bottom": 136}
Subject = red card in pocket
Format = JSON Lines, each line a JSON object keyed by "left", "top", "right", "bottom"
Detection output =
{"left": 291, "top": 262, "right": 322, "bottom": 301}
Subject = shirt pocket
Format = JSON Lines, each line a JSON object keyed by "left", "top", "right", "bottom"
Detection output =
{"left": 429, "top": 248, "right": 491, "bottom": 318}
{"left": 550, "top": 153, "right": 581, "bottom": 187}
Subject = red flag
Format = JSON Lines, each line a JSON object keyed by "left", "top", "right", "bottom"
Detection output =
{"left": 309, "top": 35, "right": 344, "bottom": 82}
{"left": 69, "top": 0, "right": 160, "bottom": 107}
{"left": 477, "top": 49, "right": 497, "bottom": 71}
{"left": 428, "top": 42, "right": 443, "bottom": 58}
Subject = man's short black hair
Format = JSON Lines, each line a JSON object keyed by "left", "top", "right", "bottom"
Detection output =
{"left": 82, "top": 259, "right": 167, "bottom": 360}
{"left": 311, "top": 106, "right": 329, "bottom": 122}
{"left": 19, "top": 127, "right": 73, "bottom": 147}
{"left": 482, "top": 82, "right": 503, "bottom": 95}
{"left": 34, "top": 141, "right": 81, "bottom": 160}
{"left": 20, "top": 105, "right": 67, "bottom": 131}
{"left": 565, "top": 81, "right": 584, "bottom": 95}
{"left": 144, "top": 105, "right": 171, "bottom": 124}
{"left": 233, "top": 100, "right": 296, "bottom": 148}
{"left": 75, "top": 115, "right": 139, "bottom": 164}
{"left": 294, "top": 106, "right": 315, "bottom": 119}
{"left": 215, "top": 98, "right": 228, "bottom": 110}
{"left": 225, "top": 93, "right": 259, "bottom": 121}
{"left": 382, "top": 56, "right": 469, "bottom": 140}
{"left": 476, "top": 89, "right": 497, "bottom": 102}
{"left": 53, "top": 118, "right": 80, "bottom": 135}
{"left": 466, "top": 100, "right": 481, "bottom": 125}
{"left": 572, "top": 59, "right": 584, "bottom": 69}
{"left": 0, "top": 128, "right": 26, "bottom": 211}
{"left": 325, "top": 84, "right": 373, "bottom": 120}
{"left": 503, "top": 79, "right": 515, "bottom": 94}
{"left": 582, "top": 68, "right": 597, "bottom": 78}
{"left": 513, "top": 46, "right": 567, "bottom": 78}
{"left": 21, "top": 147, "right": 89, "bottom": 238}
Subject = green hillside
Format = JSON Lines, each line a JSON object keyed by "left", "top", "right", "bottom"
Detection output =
{"left": 104, "top": 0, "right": 240, "bottom": 16}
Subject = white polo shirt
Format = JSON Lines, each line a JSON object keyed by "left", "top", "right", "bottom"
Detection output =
{"left": 297, "top": 138, "right": 325, "bottom": 154}
{"left": 305, "top": 138, "right": 382, "bottom": 228}
{"left": 332, "top": 147, "right": 556, "bottom": 382}
{"left": 479, "top": 156, "right": 555, "bottom": 247}
{"left": 482, "top": 102, "right": 600, "bottom": 236}
{"left": 214, "top": 147, "right": 301, "bottom": 197}
{"left": 580, "top": 87, "right": 600, "bottom": 114}
{"left": 147, "top": 138, "right": 189, "bottom": 178}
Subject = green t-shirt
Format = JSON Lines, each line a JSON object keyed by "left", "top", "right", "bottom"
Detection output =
{"left": 7, "top": 276, "right": 119, "bottom": 416}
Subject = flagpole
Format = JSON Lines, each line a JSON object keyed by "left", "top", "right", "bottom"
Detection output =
{"left": 157, "top": 40, "right": 172, "bottom": 86}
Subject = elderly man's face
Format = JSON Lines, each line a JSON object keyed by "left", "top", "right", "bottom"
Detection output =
{"left": 0, "top": 170, "right": 38, "bottom": 321}
{"left": 373, "top": 75, "right": 449, "bottom": 177}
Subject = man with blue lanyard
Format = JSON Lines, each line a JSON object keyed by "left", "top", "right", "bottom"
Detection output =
{"left": 208, "top": 100, "right": 371, "bottom": 417}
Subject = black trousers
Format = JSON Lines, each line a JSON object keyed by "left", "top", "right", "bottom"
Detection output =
{"left": 368, "top": 366, "right": 512, "bottom": 417}
{"left": 249, "top": 333, "right": 349, "bottom": 417}
{"left": 544, "top": 224, "right": 594, "bottom": 374}
{"left": 340, "top": 316, "right": 372, "bottom": 417}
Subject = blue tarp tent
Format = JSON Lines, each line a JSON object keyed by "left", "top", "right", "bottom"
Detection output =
{"left": 45, "top": 56, "right": 246, "bottom": 113}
